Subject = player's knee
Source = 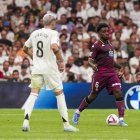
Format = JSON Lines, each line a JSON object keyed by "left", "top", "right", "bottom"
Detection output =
{"left": 113, "top": 90, "right": 123, "bottom": 99}
{"left": 31, "top": 80, "right": 44, "bottom": 90}
{"left": 54, "top": 89, "right": 63, "bottom": 96}
{"left": 31, "top": 83, "right": 43, "bottom": 91}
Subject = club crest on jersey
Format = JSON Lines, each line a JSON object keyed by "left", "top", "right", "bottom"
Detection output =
{"left": 124, "top": 85, "right": 140, "bottom": 109}
{"left": 109, "top": 50, "right": 114, "bottom": 57}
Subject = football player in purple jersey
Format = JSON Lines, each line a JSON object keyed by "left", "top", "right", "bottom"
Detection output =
{"left": 73, "top": 23, "right": 128, "bottom": 126}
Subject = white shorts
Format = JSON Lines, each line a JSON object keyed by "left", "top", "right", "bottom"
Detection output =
{"left": 31, "top": 74, "right": 63, "bottom": 91}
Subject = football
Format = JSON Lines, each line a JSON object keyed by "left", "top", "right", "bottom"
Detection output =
{"left": 106, "top": 114, "right": 119, "bottom": 126}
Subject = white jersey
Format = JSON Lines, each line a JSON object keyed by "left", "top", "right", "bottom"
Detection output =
{"left": 24, "top": 28, "right": 60, "bottom": 74}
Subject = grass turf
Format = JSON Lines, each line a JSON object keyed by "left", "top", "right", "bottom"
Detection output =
{"left": 0, "top": 109, "right": 139, "bottom": 140}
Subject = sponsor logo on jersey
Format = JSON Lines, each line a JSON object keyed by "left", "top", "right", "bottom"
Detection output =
{"left": 124, "top": 85, "right": 140, "bottom": 109}
{"left": 109, "top": 50, "right": 114, "bottom": 57}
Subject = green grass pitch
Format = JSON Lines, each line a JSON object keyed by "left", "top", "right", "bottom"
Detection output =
{"left": 0, "top": 109, "right": 139, "bottom": 140}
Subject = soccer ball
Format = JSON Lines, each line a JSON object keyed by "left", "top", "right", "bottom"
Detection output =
{"left": 106, "top": 114, "right": 119, "bottom": 126}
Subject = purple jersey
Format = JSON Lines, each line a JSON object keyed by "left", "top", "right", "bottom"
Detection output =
{"left": 89, "top": 40, "right": 115, "bottom": 73}
{"left": 89, "top": 40, "right": 121, "bottom": 94}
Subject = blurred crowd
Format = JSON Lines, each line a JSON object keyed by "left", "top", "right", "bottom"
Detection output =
{"left": 0, "top": 0, "right": 140, "bottom": 83}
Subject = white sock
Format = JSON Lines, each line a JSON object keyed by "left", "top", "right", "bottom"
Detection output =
{"left": 56, "top": 93, "right": 70, "bottom": 127}
{"left": 75, "top": 109, "right": 80, "bottom": 114}
{"left": 24, "top": 93, "right": 38, "bottom": 120}
{"left": 119, "top": 117, "right": 124, "bottom": 121}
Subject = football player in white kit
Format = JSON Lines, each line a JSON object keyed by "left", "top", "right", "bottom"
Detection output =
{"left": 22, "top": 12, "right": 79, "bottom": 132}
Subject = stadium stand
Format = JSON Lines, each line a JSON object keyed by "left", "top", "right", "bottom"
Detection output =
{"left": 0, "top": 0, "right": 140, "bottom": 83}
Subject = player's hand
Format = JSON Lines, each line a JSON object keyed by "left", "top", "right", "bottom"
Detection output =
{"left": 58, "top": 61, "right": 65, "bottom": 72}
{"left": 92, "top": 64, "right": 98, "bottom": 71}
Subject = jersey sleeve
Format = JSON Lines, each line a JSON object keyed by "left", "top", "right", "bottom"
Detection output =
{"left": 51, "top": 31, "right": 60, "bottom": 46}
{"left": 24, "top": 36, "right": 32, "bottom": 48}
{"left": 89, "top": 43, "right": 97, "bottom": 59}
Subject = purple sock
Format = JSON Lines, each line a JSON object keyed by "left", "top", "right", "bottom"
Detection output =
{"left": 116, "top": 101, "right": 125, "bottom": 118}
{"left": 78, "top": 98, "right": 89, "bottom": 112}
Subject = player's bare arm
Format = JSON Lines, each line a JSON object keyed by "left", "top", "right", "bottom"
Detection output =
{"left": 23, "top": 45, "right": 33, "bottom": 59}
{"left": 88, "top": 58, "right": 98, "bottom": 71}
{"left": 51, "top": 43, "right": 65, "bottom": 72}
{"left": 114, "top": 61, "right": 124, "bottom": 78}
{"left": 113, "top": 61, "right": 122, "bottom": 69}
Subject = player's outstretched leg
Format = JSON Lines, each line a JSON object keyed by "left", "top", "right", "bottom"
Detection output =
{"left": 56, "top": 92, "right": 79, "bottom": 132}
{"left": 73, "top": 94, "right": 96, "bottom": 125}
{"left": 73, "top": 97, "right": 89, "bottom": 125}
{"left": 22, "top": 93, "right": 38, "bottom": 131}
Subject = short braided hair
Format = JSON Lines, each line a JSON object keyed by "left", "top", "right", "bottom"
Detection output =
{"left": 96, "top": 23, "right": 109, "bottom": 33}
